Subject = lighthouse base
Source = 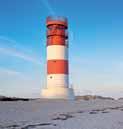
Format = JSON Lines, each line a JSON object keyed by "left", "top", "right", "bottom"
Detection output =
{"left": 41, "top": 87, "right": 75, "bottom": 100}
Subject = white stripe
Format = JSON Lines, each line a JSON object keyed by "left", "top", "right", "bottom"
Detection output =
{"left": 47, "top": 74, "right": 68, "bottom": 88}
{"left": 47, "top": 45, "right": 68, "bottom": 60}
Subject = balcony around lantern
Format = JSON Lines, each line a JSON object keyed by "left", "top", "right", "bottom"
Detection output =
{"left": 47, "top": 29, "right": 68, "bottom": 39}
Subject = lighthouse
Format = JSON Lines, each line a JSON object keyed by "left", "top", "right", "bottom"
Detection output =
{"left": 41, "top": 16, "right": 74, "bottom": 99}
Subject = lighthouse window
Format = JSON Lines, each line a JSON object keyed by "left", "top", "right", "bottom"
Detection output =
{"left": 50, "top": 76, "right": 52, "bottom": 79}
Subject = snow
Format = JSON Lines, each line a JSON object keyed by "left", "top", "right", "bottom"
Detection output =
{"left": 0, "top": 99, "right": 123, "bottom": 129}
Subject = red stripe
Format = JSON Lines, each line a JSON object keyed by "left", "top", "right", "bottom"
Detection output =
{"left": 47, "top": 29, "right": 66, "bottom": 37}
{"left": 47, "top": 36, "right": 66, "bottom": 46}
{"left": 47, "top": 60, "right": 68, "bottom": 74}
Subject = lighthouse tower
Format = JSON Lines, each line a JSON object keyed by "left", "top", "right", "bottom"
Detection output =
{"left": 41, "top": 16, "right": 74, "bottom": 99}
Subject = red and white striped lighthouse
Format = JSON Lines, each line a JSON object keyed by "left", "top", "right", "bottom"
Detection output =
{"left": 41, "top": 16, "right": 74, "bottom": 99}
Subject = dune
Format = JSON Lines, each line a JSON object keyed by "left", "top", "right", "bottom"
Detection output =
{"left": 0, "top": 95, "right": 30, "bottom": 101}
{"left": 0, "top": 98, "right": 123, "bottom": 129}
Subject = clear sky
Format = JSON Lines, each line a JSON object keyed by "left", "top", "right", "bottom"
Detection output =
{"left": 0, "top": 0, "right": 123, "bottom": 98}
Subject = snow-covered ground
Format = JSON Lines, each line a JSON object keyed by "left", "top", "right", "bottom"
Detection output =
{"left": 0, "top": 99, "right": 123, "bottom": 129}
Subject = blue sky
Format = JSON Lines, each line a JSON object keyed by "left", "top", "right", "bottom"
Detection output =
{"left": 0, "top": 0, "right": 123, "bottom": 98}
